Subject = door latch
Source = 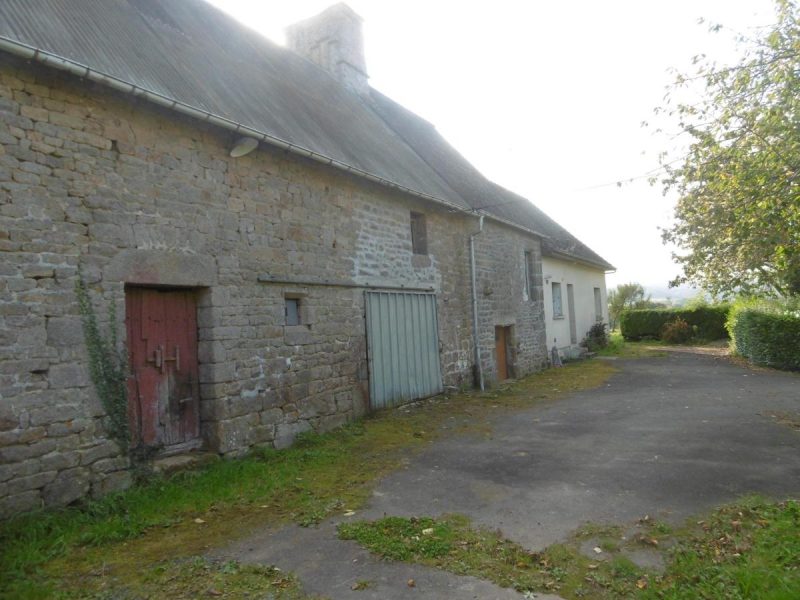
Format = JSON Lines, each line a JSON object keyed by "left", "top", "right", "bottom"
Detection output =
{"left": 163, "top": 345, "right": 180, "bottom": 372}
{"left": 147, "top": 345, "right": 180, "bottom": 372}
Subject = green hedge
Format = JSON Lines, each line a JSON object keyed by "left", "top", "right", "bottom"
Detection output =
{"left": 620, "top": 305, "right": 730, "bottom": 341}
{"left": 727, "top": 302, "right": 800, "bottom": 371}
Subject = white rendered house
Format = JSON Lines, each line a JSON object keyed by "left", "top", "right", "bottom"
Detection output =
{"left": 542, "top": 256, "right": 612, "bottom": 359}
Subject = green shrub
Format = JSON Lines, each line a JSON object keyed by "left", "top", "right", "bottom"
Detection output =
{"left": 661, "top": 317, "right": 692, "bottom": 343}
{"left": 582, "top": 322, "right": 609, "bottom": 351}
{"left": 620, "top": 305, "right": 730, "bottom": 341}
{"left": 727, "top": 299, "right": 800, "bottom": 371}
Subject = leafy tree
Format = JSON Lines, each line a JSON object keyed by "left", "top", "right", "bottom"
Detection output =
{"left": 658, "top": 0, "right": 800, "bottom": 297}
{"left": 608, "top": 283, "right": 660, "bottom": 330}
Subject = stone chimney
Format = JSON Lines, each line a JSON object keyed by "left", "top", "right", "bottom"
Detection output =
{"left": 286, "top": 3, "right": 369, "bottom": 95}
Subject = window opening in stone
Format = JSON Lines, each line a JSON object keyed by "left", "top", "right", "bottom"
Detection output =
{"left": 285, "top": 298, "right": 301, "bottom": 326}
{"left": 410, "top": 211, "right": 428, "bottom": 255}
{"left": 524, "top": 250, "right": 533, "bottom": 299}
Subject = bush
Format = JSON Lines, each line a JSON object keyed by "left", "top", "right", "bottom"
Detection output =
{"left": 620, "top": 305, "right": 730, "bottom": 341}
{"left": 727, "top": 300, "right": 800, "bottom": 371}
{"left": 661, "top": 317, "right": 693, "bottom": 343}
{"left": 582, "top": 322, "right": 609, "bottom": 351}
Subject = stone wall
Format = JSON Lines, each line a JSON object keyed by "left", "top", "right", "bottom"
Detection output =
{"left": 0, "top": 56, "right": 546, "bottom": 516}
{"left": 473, "top": 221, "right": 549, "bottom": 384}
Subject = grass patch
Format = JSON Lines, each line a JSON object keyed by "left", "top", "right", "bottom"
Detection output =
{"left": 0, "top": 360, "right": 615, "bottom": 599}
{"left": 597, "top": 332, "right": 668, "bottom": 358}
{"left": 38, "top": 556, "right": 314, "bottom": 600}
{"left": 337, "top": 514, "right": 639, "bottom": 597}
{"left": 338, "top": 498, "right": 800, "bottom": 599}
{"left": 643, "top": 498, "right": 800, "bottom": 599}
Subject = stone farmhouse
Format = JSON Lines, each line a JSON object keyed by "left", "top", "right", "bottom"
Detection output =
{"left": 0, "top": 1, "right": 613, "bottom": 515}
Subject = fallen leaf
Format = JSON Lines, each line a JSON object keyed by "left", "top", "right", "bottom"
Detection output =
{"left": 344, "top": 510, "right": 356, "bottom": 517}
{"left": 421, "top": 528, "right": 434, "bottom": 536}
{"left": 194, "top": 518, "right": 206, "bottom": 524}
{"left": 407, "top": 579, "right": 416, "bottom": 588}
{"left": 636, "top": 577, "right": 648, "bottom": 589}
{"left": 207, "top": 589, "right": 223, "bottom": 597}
{"left": 593, "top": 546, "right": 603, "bottom": 554}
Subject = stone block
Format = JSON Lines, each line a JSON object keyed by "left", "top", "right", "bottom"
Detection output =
{"left": 316, "top": 413, "right": 349, "bottom": 434}
{"left": 22, "top": 265, "right": 55, "bottom": 279}
{"left": 40, "top": 449, "right": 80, "bottom": 471}
{"left": 0, "top": 406, "right": 19, "bottom": 432}
{"left": 105, "top": 249, "right": 218, "bottom": 287}
{"left": 273, "top": 420, "right": 312, "bottom": 450}
{"left": 334, "top": 391, "right": 353, "bottom": 413}
{"left": 42, "top": 467, "right": 89, "bottom": 506}
{"left": 259, "top": 408, "right": 283, "bottom": 426}
{"left": 79, "top": 440, "right": 120, "bottom": 465}
{"left": 0, "top": 438, "right": 57, "bottom": 463}
{"left": 299, "top": 395, "right": 336, "bottom": 419}
{"left": 91, "top": 469, "right": 132, "bottom": 498}
{"left": 250, "top": 424, "right": 275, "bottom": 444}
{"left": 262, "top": 389, "right": 280, "bottom": 409}
{"left": 284, "top": 326, "right": 314, "bottom": 346}
{"left": 197, "top": 339, "right": 225, "bottom": 363}
{"left": 204, "top": 413, "right": 259, "bottom": 454}
{"left": 29, "top": 403, "right": 83, "bottom": 427}
{"left": 7, "top": 469, "right": 56, "bottom": 495}
{"left": 46, "top": 316, "right": 83, "bottom": 347}
{"left": 199, "top": 398, "right": 230, "bottom": 421}
{"left": 0, "top": 490, "right": 41, "bottom": 518}
{"left": 47, "top": 363, "right": 89, "bottom": 388}
{"left": 46, "top": 418, "right": 89, "bottom": 438}
{"left": 0, "top": 426, "right": 46, "bottom": 447}
{"left": 91, "top": 456, "right": 128, "bottom": 474}
{"left": 199, "top": 361, "right": 236, "bottom": 384}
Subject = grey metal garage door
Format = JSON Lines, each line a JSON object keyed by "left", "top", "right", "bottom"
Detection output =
{"left": 365, "top": 291, "right": 443, "bottom": 409}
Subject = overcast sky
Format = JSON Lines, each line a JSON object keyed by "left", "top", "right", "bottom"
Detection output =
{"left": 208, "top": 0, "right": 775, "bottom": 298}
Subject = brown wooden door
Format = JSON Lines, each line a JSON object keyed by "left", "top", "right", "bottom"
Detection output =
{"left": 495, "top": 326, "right": 508, "bottom": 381}
{"left": 126, "top": 288, "right": 200, "bottom": 450}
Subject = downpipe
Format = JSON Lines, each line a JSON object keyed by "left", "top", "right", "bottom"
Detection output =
{"left": 469, "top": 215, "right": 485, "bottom": 391}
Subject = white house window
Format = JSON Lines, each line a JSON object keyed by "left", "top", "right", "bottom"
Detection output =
{"left": 552, "top": 282, "right": 563, "bottom": 318}
{"left": 594, "top": 287, "right": 603, "bottom": 322}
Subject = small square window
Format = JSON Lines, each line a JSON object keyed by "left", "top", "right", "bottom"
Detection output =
{"left": 285, "top": 298, "right": 300, "bottom": 326}
{"left": 410, "top": 211, "right": 427, "bottom": 255}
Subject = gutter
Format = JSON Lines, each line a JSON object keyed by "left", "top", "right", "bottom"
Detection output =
{"left": 469, "top": 215, "right": 485, "bottom": 391}
{"left": 0, "top": 36, "right": 551, "bottom": 243}
{"left": 545, "top": 249, "right": 616, "bottom": 273}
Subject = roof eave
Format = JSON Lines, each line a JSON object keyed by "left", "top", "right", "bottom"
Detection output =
{"left": 0, "top": 37, "right": 471, "bottom": 212}
{"left": 0, "top": 35, "right": 555, "bottom": 244}
{"left": 544, "top": 249, "right": 615, "bottom": 273}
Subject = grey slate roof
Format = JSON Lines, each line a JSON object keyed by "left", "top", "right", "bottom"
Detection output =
{"left": 0, "top": 0, "right": 614, "bottom": 270}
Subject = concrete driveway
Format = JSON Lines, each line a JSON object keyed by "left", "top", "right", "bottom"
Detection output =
{"left": 217, "top": 351, "right": 800, "bottom": 599}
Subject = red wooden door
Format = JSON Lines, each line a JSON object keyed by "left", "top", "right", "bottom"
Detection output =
{"left": 126, "top": 288, "right": 200, "bottom": 450}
